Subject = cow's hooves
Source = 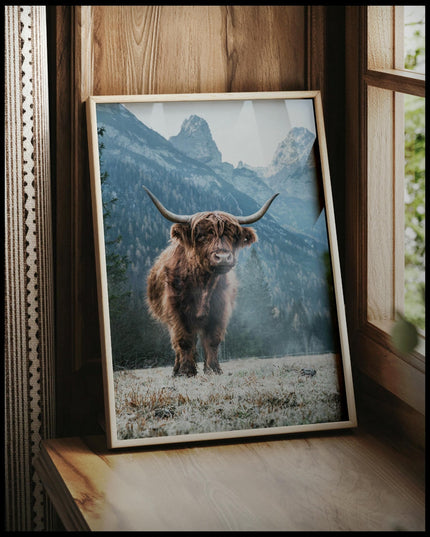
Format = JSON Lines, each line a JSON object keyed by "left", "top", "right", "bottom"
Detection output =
{"left": 173, "top": 365, "right": 197, "bottom": 377}
{"left": 204, "top": 365, "right": 223, "bottom": 375}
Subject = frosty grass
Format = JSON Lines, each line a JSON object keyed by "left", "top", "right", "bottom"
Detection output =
{"left": 114, "top": 354, "right": 344, "bottom": 440}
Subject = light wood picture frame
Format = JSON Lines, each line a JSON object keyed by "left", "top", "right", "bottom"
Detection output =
{"left": 86, "top": 91, "right": 357, "bottom": 449}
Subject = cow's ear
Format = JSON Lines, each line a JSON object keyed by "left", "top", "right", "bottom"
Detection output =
{"left": 239, "top": 227, "right": 257, "bottom": 247}
{"left": 171, "top": 223, "right": 192, "bottom": 245}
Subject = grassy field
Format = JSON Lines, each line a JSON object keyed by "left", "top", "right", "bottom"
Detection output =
{"left": 113, "top": 354, "right": 345, "bottom": 441}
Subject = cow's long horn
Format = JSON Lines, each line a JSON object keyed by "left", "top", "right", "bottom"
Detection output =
{"left": 236, "top": 193, "right": 279, "bottom": 225}
{"left": 143, "top": 186, "right": 192, "bottom": 224}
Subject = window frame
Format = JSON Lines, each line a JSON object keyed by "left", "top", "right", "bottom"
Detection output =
{"left": 345, "top": 6, "right": 425, "bottom": 416}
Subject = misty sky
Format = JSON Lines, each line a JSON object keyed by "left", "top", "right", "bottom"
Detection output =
{"left": 125, "top": 98, "right": 316, "bottom": 168}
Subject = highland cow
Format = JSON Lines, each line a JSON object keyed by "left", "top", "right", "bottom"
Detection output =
{"left": 144, "top": 186, "right": 278, "bottom": 377}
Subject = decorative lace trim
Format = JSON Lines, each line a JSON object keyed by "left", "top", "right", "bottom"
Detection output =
{"left": 5, "top": 5, "right": 55, "bottom": 531}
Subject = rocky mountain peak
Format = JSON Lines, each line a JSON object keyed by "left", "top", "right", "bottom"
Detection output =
{"left": 271, "top": 127, "right": 315, "bottom": 172}
{"left": 181, "top": 114, "right": 209, "bottom": 134}
{"left": 169, "top": 115, "right": 222, "bottom": 165}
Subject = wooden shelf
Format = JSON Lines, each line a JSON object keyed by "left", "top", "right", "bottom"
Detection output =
{"left": 34, "top": 430, "right": 425, "bottom": 531}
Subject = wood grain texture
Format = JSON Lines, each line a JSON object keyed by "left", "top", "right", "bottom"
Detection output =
{"left": 36, "top": 433, "right": 425, "bottom": 531}
{"left": 307, "top": 6, "right": 326, "bottom": 101}
{"left": 353, "top": 325, "right": 425, "bottom": 414}
{"left": 367, "top": 85, "right": 395, "bottom": 322}
{"left": 367, "top": 6, "right": 394, "bottom": 70}
{"left": 86, "top": 5, "right": 306, "bottom": 96}
{"left": 353, "top": 370, "right": 425, "bottom": 450}
{"left": 364, "top": 69, "right": 426, "bottom": 97}
{"left": 344, "top": 6, "right": 367, "bottom": 333}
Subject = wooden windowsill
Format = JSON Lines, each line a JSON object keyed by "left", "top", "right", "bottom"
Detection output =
{"left": 352, "top": 322, "right": 425, "bottom": 416}
{"left": 34, "top": 429, "right": 425, "bottom": 531}
{"left": 368, "top": 318, "right": 425, "bottom": 367}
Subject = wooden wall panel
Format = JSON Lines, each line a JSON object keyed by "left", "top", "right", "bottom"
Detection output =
{"left": 84, "top": 5, "right": 306, "bottom": 96}
{"left": 49, "top": 5, "right": 327, "bottom": 437}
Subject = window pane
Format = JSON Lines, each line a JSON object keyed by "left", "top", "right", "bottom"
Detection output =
{"left": 404, "top": 93, "right": 425, "bottom": 331}
{"left": 404, "top": 6, "right": 425, "bottom": 74}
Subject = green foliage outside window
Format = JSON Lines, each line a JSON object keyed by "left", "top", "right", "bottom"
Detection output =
{"left": 403, "top": 9, "right": 425, "bottom": 332}
{"left": 404, "top": 95, "right": 425, "bottom": 331}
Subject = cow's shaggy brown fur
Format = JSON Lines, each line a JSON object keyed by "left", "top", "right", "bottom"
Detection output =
{"left": 147, "top": 212, "right": 257, "bottom": 377}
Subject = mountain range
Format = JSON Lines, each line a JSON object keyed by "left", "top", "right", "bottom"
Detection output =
{"left": 168, "top": 112, "right": 326, "bottom": 241}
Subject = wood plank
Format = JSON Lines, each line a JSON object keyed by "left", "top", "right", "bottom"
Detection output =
{"left": 367, "top": 85, "right": 395, "bottom": 322}
{"left": 87, "top": 90, "right": 320, "bottom": 104}
{"left": 37, "top": 433, "right": 425, "bottom": 531}
{"left": 344, "top": 6, "right": 367, "bottom": 333}
{"left": 354, "top": 371, "right": 425, "bottom": 452}
{"left": 87, "top": 5, "right": 306, "bottom": 96}
{"left": 307, "top": 6, "right": 326, "bottom": 99}
{"left": 364, "top": 69, "right": 426, "bottom": 97}
{"left": 367, "top": 6, "right": 394, "bottom": 70}
{"left": 352, "top": 325, "right": 425, "bottom": 414}
{"left": 34, "top": 445, "right": 89, "bottom": 531}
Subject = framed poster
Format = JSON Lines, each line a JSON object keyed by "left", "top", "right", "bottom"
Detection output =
{"left": 86, "top": 91, "right": 357, "bottom": 448}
